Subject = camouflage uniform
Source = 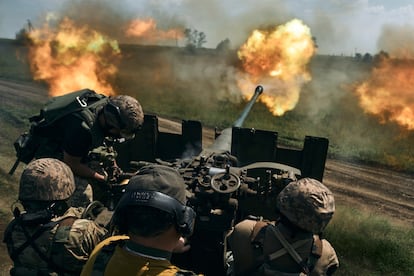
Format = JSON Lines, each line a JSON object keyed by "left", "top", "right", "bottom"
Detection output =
{"left": 4, "top": 207, "right": 108, "bottom": 275}
{"left": 68, "top": 94, "right": 143, "bottom": 208}
{"left": 3, "top": 158, "right": 108, "bottom": 275}
{"left": 28, "top": 91, "right": 144, "bottom": 208}
{"left": 228, "top": 178, "right": 339, "bottom": 276}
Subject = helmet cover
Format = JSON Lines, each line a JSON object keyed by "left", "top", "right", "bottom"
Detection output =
{"left": 19, "top": 158, "right": 75, "bottom": 201}
{"left": 276, "top": 177, "right": 335, "bottom": 233}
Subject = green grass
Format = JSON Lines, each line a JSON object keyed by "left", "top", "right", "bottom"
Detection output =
{"left": 325, "top": 205, "right": 414, "bottom": 275}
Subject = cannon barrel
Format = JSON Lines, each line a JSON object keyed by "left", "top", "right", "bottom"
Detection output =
{"left": 207, "top": 85, "right": 263, "bottom": 152}
{"left": 233, "top": 85, "right": 263, "bottom": 127}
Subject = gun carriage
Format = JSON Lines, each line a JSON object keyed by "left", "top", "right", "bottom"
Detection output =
{"left": 91, "top": 86, "right": 329, "bottom": 275}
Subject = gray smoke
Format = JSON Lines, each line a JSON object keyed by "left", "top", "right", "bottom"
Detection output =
{"left": 377, "top": 23, "right": 414, "bottom": 58}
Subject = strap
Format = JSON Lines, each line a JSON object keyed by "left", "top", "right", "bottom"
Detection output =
{"left": 268, "top": 226, "right": 310, "bottom": 275}
{"left": 76, "top": 98, "right": 109, "bottom": 130}
{"left": 267, "top": 239, "right": 310, "bottom": 261}
{"left": 248, "top": 219, "right": 274, "bottom": 273}
{"left": 9, "top": 220, "right": 57, "bottom": 261}
{"left": 58, "top": 216, "right": 76, "bottom": 227}
{"left": 91, "top": 240, "right": 124, "bottom": 275}
{"left": 12, "top": 217, "right": 78, "bottom": 274}
{"left": 251, "top": 220, "right": 270, "bottom": 243}
{"left": 311, "top": 234, "right": 323, "bottom": 258}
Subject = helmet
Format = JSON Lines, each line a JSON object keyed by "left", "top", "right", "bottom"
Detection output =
{"left": 19, "top": 158, "right": 75, "bottom": 201}
{"left": 276, "top": 177, "right": 335, "bottom": 233}
{"left": 104, "top": 95, "right": 144, "bottom": 139}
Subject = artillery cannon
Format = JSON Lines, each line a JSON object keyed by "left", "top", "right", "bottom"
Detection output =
{"left": 92, "top": 85, "right": 329, "bottom": 275}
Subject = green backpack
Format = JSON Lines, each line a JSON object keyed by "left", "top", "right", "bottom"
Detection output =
{"left": 9, "top": 89, "right": 108, "bottom": 175}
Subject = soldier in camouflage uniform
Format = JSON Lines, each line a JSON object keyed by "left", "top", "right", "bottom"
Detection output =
{"left": 29, "top": 91, "right": 144, "bottom": 207}
{"left": 59, "top": 94, "right": 144, "bottom": 207}
{"left": 3, "top": 158, "right": 108, "bottom": 275}
{"left": 228, "top": 178, "right": 339, "bottom": 276}
{"left": 81, "top": 164, "right": 200, "bottom": 276}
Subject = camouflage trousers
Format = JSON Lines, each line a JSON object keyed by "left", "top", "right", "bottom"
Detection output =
{"left": 66, "top": 176, "right": 93, "bottom": 208}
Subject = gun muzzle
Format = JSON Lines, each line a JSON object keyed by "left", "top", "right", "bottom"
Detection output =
{"left": 207, "top": 85, "right": 264, "bottom": 152}
{"left": 233, "top": 85, "right": 263, "bottom": 128}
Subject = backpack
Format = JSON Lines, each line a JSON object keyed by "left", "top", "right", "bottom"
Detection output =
{"left": 229, "top": 219, "right": 318, "bottom": 276}
{"left": 9, "top": 89, "right": 108, "bottom": 175}
{"left": 251, "top": 221, "right": 323, "bottom": 276}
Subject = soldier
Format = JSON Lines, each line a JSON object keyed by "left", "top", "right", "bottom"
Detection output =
{"left": 3, "top": 158, "right": 108, "bottom": 275}
{"left": 81, "top": 164, "right": 200, "bottom": 276}
{"left": 228, "top": 177, "right": 339, "bottom": 275}
{"left": 33, "top": 90, "right": 144, "bottom": 207}
{"left": 63, "top": 93, "right": 144, "bottom": 207}
{"left": 58, "top": 94, "right": 144, "bottom": 181}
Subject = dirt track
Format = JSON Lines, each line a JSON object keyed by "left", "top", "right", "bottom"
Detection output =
{"left": 1, "top": 79, "right": 414, "bottom": 273}
{"left": 324, "top": 159, "right": 414, "bottom": 225}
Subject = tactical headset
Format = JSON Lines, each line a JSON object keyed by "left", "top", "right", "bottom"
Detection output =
{"left": 103, "top": 100, "right": 142, "bottom": 140}
{"left": 103, "top": 101, "right": 126, "bottom": 129}
{"left": 113, "top": 190, "right": 196, "bottom": 238}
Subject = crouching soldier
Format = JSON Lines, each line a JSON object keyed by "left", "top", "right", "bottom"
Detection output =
{"left": 3, "top": 158, "right": 108, "bottom": 275}
{"left": 228, "top": 177, "right": 339, "bottom": 275}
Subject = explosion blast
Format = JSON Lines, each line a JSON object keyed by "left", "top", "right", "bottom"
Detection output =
{"left": 237, "top": 19, "right": 316, "bottom": 116}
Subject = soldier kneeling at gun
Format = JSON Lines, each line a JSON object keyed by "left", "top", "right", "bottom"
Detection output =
{"left": 227, "top": 178, "right": 339, "bottom": 276}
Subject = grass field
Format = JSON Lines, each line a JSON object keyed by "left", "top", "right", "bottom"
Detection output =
{"left": 0, "top": 38, "right": 413, "bottom": 275}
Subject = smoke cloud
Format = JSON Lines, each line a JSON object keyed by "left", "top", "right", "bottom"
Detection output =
{"left": 377, "top": 23, "right": 414, "bottom": 58}
{"left": 19, "top": 0, "right": 414, "bottom": 169}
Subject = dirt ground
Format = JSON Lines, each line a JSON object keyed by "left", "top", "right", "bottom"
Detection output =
{"left": 0, "top": 79, "right": 413, "bottom": 273}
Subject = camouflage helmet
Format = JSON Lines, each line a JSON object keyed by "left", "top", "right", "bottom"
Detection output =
{"left": 19, "top": 158, "right": 75, "bottom": 201}
{"left": 104, "top": 95, "right": 144, "bottom": 139}
{"left": 276, "top": 177, "right": 335, "bottom": 233}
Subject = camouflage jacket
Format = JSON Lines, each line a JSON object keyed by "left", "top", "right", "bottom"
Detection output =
{"left": 3, "top": 207, "right": 108, "bottom": 275}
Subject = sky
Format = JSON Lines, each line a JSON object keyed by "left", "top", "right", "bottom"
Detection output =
{"left": 1, "top": 0, "right": 414, "bottom": 55}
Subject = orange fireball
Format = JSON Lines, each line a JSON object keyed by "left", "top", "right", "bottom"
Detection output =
{"left": 27, "top": 17, "right": 121, "bottom": 96}
{"left": 237, "top": 19, "right": 315, "bottom": 116}
{"left": 355, "top": 55, "right": 414, "bottom": 130}
{"left": 124, "top": 18, "right": 183, "bottom": 44}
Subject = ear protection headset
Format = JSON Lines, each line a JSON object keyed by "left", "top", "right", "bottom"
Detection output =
{"left": 102, "top": 100, "right": 142, "bottom": 139}
{"left": 103, "top": 100, "right": 126, "bottom": 129}
{"left": 114, "top": 190, "right": 196, "bottom": 237}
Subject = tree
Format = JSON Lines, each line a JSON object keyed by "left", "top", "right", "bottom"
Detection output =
{"left": 373, "top": 50, "right": 389, "bottom": 64}
{"left": 14, "top": 28, "right": 31, "bottom": 45}
{"left": 362, "top": 53, "right": 373, "bottom": 63}
{"left": 312, "top": 36, "right": 318, "bottom": 49}
{"left": 14, "top": 19, "right": 34, "bottom": 45}
{"left": 216, "top": 38, "right": 230, "bottom": 52}
{"left": 196, "top": 32, "right": 207, "bottom": 48}
{"left": 184, "top": 28, "right": 207, "bottom": 49}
